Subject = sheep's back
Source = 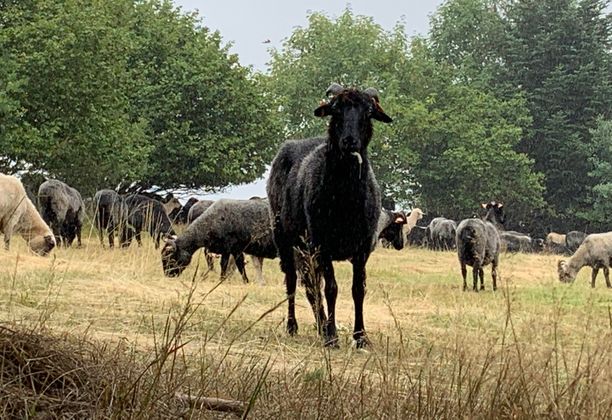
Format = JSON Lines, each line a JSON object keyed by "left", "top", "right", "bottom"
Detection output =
{"left": 456, "top": 219, "right": 499, "bottom": 266}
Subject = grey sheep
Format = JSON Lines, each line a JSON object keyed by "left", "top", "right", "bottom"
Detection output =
{"left": 456, "top": 201, "right": 505, "bottom": 291}
{"left": 38, "top": 179, "right": 85, "bottom": 247}
{"left": 558, "top": 231, "right": 612, "bottom": 288}
{"left": 427, "top": 217, "right": 457, "bottom": 250}
{"left": 161, "top": 198, "right": 276, "bottom": 283}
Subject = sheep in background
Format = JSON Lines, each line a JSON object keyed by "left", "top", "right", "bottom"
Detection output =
{"left": 565, "top": 231, "right": 587, "bottom": 254}
{"left": 93, "top": 189, "right": 129, "bottom": 248}
{"left": 402, "top": 208, "right": 424, "bottom": 240}
{"left": 427, "top": 217, "right": 458, "bottom": 250}
{"left": 37, "top": 179, "right": 85, "bottom": 247}
{"left": 123, "top": 194, "right": 176, "bottom": 249}
{"left": 171, "top": 197, "right": 200, "bottom": 224}
{"left": 456, "top": 201, "right": 505, "bottom": 291}
{"left": 186, "top": 200, "right": 215, "bottom": 224}
{"left": 0, "top": 174, "right": 55, "bottom": 255}
{"left": 161, "top": 198, "right": 276, "bottom": 284}
{"left": 377, "top": 210, "right": 407, "bottom": 250}
{"left": 545, "top": 232, "right": 567, "bottom": 254}
{"left": 500, "top": 231, "right": 544, "bottom": 253}
{"left": 558, "top": 232, "right": 612, "bottom": 288}
{"left": 407, "top": 225, "right": 428, "bottom": 247}
{"left": 267, "top": 83, "right": 392, "bottom": 348}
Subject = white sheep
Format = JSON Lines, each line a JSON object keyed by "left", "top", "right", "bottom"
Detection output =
{"left": 557, "top": 232, "right": 612, "bottom": 288}
{"left": 0, "top": 174, "right": 55, "bottom": 255}
{"left": 403, "top": 208, "right": 424, "bottom": 236}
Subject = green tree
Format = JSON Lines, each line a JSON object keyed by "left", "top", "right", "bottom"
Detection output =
{"left": 127, "top": 0, "right": 281, "bottom": 191}
{"left": 0, "top": 0, "right": 150, "bottom": 196}
{"left": 266, "top": 9, "right": 416, "bottom": 203}
{"left": 585, "top": 119, "right": 612, "bottom": 229}
{"left": 501, "top": 0, "right": 612, "bottom": 225}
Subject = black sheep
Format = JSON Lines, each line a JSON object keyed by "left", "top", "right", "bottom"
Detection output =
{"left": 38, "top": 179, "right": 85, "bottom": 247}
{"left": 93, "top": 189, "right": 129, "bottom": 248}
{"left": 267, "top": 83, "right": 392, "bottom": 348}
{"left": 122, "top": 194, "right": 175, "bottom": 249}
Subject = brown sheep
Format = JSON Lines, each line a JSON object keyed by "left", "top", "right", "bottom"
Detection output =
{"left": 558, "top": 232, "right": 612, "bottom": 288}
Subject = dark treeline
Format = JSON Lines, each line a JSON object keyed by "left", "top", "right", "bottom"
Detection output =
{"left": 1, "top": 0, "right": 610, "bottom": 235}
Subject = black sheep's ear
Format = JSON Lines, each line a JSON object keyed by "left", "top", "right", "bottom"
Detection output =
{"left": 372, "top": 100, "right": 392, "bottom": 123}
{"left": 314, "top": 101, "right": 332, "bottom": 118}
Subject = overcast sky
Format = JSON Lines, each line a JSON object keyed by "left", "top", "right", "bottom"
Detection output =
{"left": 170, "top": 1, "right": 445, "bottom": 200}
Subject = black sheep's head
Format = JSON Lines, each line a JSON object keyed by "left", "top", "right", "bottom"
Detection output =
{"left": 161, "top": 237, "right": 192, "bottom": 277}
{"left": 314, "top": 84, "right": 392, "bottom": 156}
{"left": 379, "top": 212, "right": 407, "bottom": 250}
{"left": 482, "top": 201, "right": 506, "bottom": 226}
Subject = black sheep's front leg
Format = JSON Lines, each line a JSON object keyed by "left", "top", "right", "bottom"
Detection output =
{"left": 321, "top": 255, "right": 338, "bottom": 347}
{"left": 351, "top": 253, "right": 370, "bottom": 349}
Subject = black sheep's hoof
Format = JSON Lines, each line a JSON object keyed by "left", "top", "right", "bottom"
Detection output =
{"left": 324, "top": 324, "right": 339, "bottom": 348}
{"left": 354, "top": 335, "right": 371, "bottom": 349}
{"left": 324, "top": 336, "right": 339, "bottom": 348}
{"left": 480, "top": 285, "right": 485, "bottom": 291}
{"left": 287, "top": 319, "right": 298, "bottom": 336}
{"left": 473, "top": 287, "right": 478, "bottom": 292}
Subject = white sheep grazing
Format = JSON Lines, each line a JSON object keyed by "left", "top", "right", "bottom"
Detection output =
{"left": 0, "top": 174, "right": 55, "bottom": 255}
{"left": 558, "top": 232, "right": 612, "bottom": 288}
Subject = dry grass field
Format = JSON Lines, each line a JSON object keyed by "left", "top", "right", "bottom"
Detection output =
{"left": 1, "top": 225, "right": 611, "bottom": 418}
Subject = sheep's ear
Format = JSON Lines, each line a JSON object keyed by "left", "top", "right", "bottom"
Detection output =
{"left": 372, "top": 100, "right": 393, "bottom": 123}
{"left": 481, "top": 203, "right": 488, "bottom": 209}
{"left": 394, "top": 216, "right": 406, "bottom": 224}
{"left": 557, "top": 260, "right": 566, "bottom": 273}
{"left": 314, "top": 101, "right": 332, "bottom": 118}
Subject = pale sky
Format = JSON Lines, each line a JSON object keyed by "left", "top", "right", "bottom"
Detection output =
{"left": 171, "top": 1, "right": 445, "bottom": 200}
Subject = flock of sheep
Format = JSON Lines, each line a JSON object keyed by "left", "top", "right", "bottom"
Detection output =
{"left": 1, "top": 84, "right": 611, "bottom": 348}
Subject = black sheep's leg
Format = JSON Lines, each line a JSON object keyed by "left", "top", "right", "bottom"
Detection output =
{"left": 220, "top": 254, "right": 231, "bottom": 281}
{"left": 352, "top": 253, "right": 370, "bottom": 348}
{"left": 135, "top": 230, "right": 142, "bottom": 247}
{"left": 274, "top": 218, "right": 299, "bottom": 335}
{"left": 491, "top": 258, "right": 499, "bottom": 291}
{"left": 603, "top": 267, "right": 610, "bottom": 288}
{"left": 321, "top": 255, "right": 338, "bottom": 347}
{"left": 472, "top": 262, "right": 480, "bottom": 292}
{"left": 461, "top": 262, "right": 468, "bottom": 291}
{"left": 235, "top": 253, "right": 249, "bottom": 283}
{"left": 479, "top": 267, "right": 485, "bottom": 291}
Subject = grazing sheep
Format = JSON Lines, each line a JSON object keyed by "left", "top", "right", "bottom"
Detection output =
{"left": 456, "top": 201, "right": 505, "bottom": 291}
{"left": 186, "top": 200, "right": 215, "bottom": 224}
{"left": 162, "top": 194, "right": 182, "bottom": 218}
{"left": 267, "top": 83, "right": 392, "bottom": 348}
{"left": 377, "top": 210, "right": 407, "bottom": 250}
{"left": 407, "top": 225, "right": 428, "bottom": 247}
{"left": 123, "top": 194, "right": 176, "bottom": 249}
{"left": 93, "top": 189, "right": 129, "bottom": 248}
{"left": 0, "top": 174, "right": 55, "bottom": 255}
{"left": 558, "top": 232, "right": 612, "bottom": 288}
{"left": 161, "top": 198, "right": 276, "bottom": 284}
{"left": 427, "top": 217, "right": 458, "bottom": 250}
{"left": 37, "top": 179, "right": 85, "bottom": 247}
{"left": 565, "top": 231, "right": 587, "bottom": 254}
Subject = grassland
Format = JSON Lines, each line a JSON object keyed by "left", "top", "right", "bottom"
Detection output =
{"left": 0, "top": 226, "right": 611, "bottom": 418}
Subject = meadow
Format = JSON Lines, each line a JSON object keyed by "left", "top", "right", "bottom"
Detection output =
{"left": 1, "top": 226, "right": 611, "bottom": 419}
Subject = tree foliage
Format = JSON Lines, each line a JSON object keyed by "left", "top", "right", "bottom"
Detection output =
{"left": 0, "top": 0, "right": 280, "bottom": 196}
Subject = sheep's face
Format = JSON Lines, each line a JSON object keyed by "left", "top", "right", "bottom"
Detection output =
{"left": 314, "top": 88, "right": 392, "bottom": 155}
{"left": 29, "top": 235, "right": 56, "bottom": 256}
{"left": 161, "top": 240, "right": 192, "bottom": 277}
{"left": 557, "top": 260, "right": 575, "bottom": 283}
{"left": 482, "top": 201, "right": 506, "bottom": 226}
{"left": 380, "top": 213, "right": 407, "bottom": 250}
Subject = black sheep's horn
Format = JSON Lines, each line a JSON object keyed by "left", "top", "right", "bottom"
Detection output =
{"left": 364, "top": 87, "right": 381, "bottom": 102}
{"left": 326, "top": 83, "right": 344, "bottom": 97}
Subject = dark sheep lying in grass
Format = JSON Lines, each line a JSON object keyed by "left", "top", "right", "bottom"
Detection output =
{"left": 93, "top": 189, "right": 128, "bottom": 248}
{"left": 267, "top": 83, "right": 392, "bottom": 348}
{"left": 500, "top": 231, "right": 544, "bottom": 253}
{"left": 161, "top": 198, "right": 276, "bottom": 283}
{"left": 558, "top": 232, "right": 612, "bottom": 288}
{"left": 37, "top": 179, "right": 85, "bottom": 247}
{"left": 1, "top": 174, "right": 55, "bottom": 255}
{"left": 456, "top": 201, "right": 505, "bottom": 292}
{"left": 123, "top": 194, "right": 176, "bottom": 249}
{"left": 377, "top": 210, "right": 407, "bottom": 250}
